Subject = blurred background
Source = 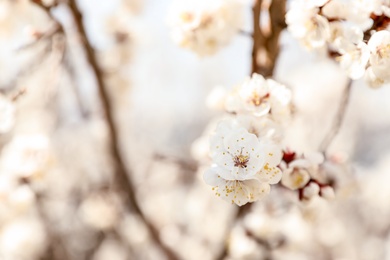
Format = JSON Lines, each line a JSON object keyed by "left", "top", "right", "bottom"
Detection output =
{"left": 1, "top": 0, "right": 390, "bottom": 259}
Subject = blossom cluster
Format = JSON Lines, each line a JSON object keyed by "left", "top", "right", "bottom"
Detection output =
{"left": 280, "top": 150, "right": 335, "bottom": 201}
{"left": 203, "top": 73, "right": 292, "bottom": 205}
{"left": 168, "top": 0, "right": 244, "bottom": 56}
{"left": 286, "top": 0, "right": 390, "bottom": 87}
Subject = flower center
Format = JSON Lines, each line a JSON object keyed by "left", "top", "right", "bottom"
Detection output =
{"left": 248, "top": 92, "right": 269, "bottom": 107}
{"left": 233, "top": 154, "right": 249, "bottom": 168}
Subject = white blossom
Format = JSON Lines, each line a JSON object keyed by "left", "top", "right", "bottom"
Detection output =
{"left": 321, "top": 0, "right": 374, "bottom": 30}
{"left": 204, "top": 121, "right": 283, "bottom": 205}
{"left": 364, "top": 66, "right": 386, "bottom": 88}
{"left": 334, "top": 38, "right": 370, "bottom": 79}
{"left": 372, "top": 0, "right": 390, "bottom": 16}
{"left": 286, "top": 2, "right": 330, "bottom": 49}
{"left": 368, "top": 30, "right": 390, "bottom": 83}
{"left": 168, "top": 0, "right": 243, "bottom": 56}
{"left": 226, "top": 73, "right": 291, "bottom": 122}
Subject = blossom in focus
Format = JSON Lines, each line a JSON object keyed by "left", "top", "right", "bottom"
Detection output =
{"left": 204, "top": 121, "right": 282, "bottom": 206}
{"left": 168, "top": 0, "right": 243, "bottom": 56}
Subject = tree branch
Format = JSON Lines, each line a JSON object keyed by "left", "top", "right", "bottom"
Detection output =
{"left": 66, "top": 1, "right": 179, "bottom": 259}
{"left": 319, "top": 79, "right": 353, "bottom": 153}
{"left": 251, "top": 0, "right": 265, "bottom": 75}
{"left": 252, "top": 0, "right": 286, "bottom": 77}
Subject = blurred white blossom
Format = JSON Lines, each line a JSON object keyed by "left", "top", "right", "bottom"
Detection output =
{"left": 168, "top": 0, "right": 244, "bottom": 56}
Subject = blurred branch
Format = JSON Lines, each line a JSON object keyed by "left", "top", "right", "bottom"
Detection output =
{"left": 62, "top": 53, "right": 91, "bottom": 118}
{"left": 10, "top": 88, "right": 26, "bottom": 102}
{"left": 31, "top": 0, "right": 61, "bottom": 14}
{"left": 66, "top": 1, "right": 180, "bottom": 259}
{"left": 319, "top": 79, "right": 353, "bottom": 153}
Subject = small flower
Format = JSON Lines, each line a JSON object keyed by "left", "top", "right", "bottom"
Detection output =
{"left": 226, "top": 73, "right": 291, "bottom": 122}
{"left": 281, "top": 164, "right": 311, "bottom": 190}
{"left": 364, "top": 66, "right": 386, "bottom": 88}
{"left": 286, "top": 2, "right": 330, "bottom": 49}
{"left": 334, "top": 38, "right": 370, "bottom": 79}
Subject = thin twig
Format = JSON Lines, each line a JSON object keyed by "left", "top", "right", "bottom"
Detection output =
{"left": 66, "top": 1, "right": 179, "bottom": 259}
{"left": 319, "top": 79, "right": 353, "bottom": 153}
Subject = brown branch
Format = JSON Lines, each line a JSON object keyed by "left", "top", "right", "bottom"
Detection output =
{"left": 66, "top": 1, "right": 179, "bottom": 259}
{"left": 251, "top": 0, "right": 265, "bottom": 75}
{"left": 265, "top": 0, "right": 286, "bottom": 76}
{"left": 319, "top": 79, "right": 353, "bottom": 153}
{"left": 252, "top": 0, "right": 286, "bottom": 77}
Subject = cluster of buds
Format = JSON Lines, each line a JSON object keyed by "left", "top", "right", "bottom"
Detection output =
{"left": 168, "top": 0, "right": 244, "bottom": 56}
{"left": 286, "top": 0, "right": 390, "bottom": 87}
{"left": 280, "top": 150, "right": 335, "bottom": 201}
